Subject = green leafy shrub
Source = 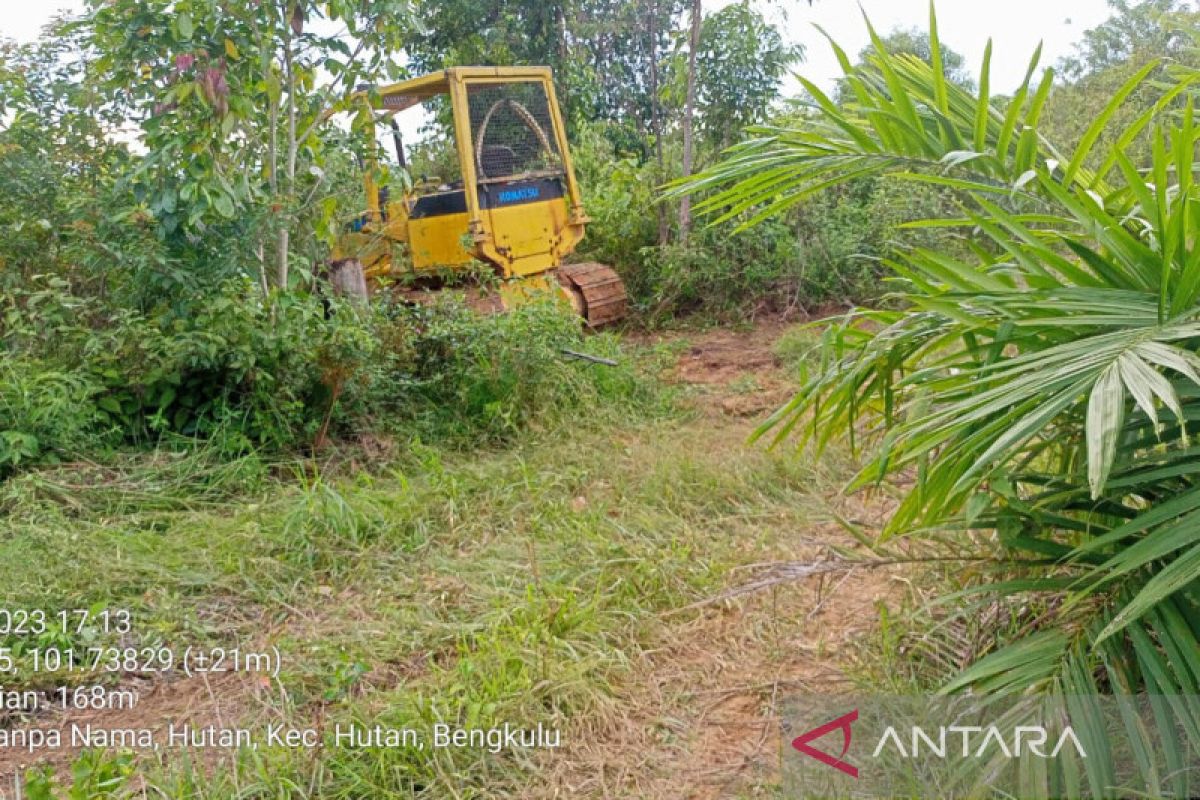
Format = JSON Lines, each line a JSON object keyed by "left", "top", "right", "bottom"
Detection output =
{"left": 0, "top": 359, "right": 100, "bottom": 475}
{"left": 571, "top": 122, "right": 660, "bottom": 272}
{"left": 634, "top": 221, "right": 803, "bottom": 322}
{"left": 791, "top": 176, "right": 958, "bottom": 303}
{"left": 2, "top": 280, "right": 376, "bottom": 465}
{"left": 81, "top": 290, "right": 335, "bottom": 448}
{"left": 573, "top": 123, "right": 950, "bottom": 322}
{"left": 24, "top": 750, "right": 134, "bottom": 800}
{"left": 635, "top": 171, "right": 959, "bottom": 322}
{"left": 396, "top": 297, "right": 645, "bottom": 441}
{"left": 0, "top": 278, "right": 653, "bottom": 476}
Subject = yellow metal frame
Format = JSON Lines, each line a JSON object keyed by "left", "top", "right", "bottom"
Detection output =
{"left": 330, "top": 67, "right": 589, "bottom": 281}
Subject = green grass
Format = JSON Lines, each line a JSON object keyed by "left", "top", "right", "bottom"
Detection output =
{"left": 0, "top": 346, "right": 855, "bottom": 798}
{"left": 772, "top": 324, "right": 825, "bottom": 375}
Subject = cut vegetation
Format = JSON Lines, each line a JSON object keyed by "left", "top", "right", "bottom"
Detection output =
{"left": 0, "top": 320, "right": 903, "bottom": 798}
{"left": 8, "top": 0, "right": 1200, "bottom": 797}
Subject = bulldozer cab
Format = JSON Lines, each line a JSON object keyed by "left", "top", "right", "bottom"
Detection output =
{"left": 334, "top": 67, "right": 588, "bottom": 279}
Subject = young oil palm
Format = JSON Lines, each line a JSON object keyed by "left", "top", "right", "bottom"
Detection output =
{"left": 677, "top": 5, "right": 1200, "bottom": 796}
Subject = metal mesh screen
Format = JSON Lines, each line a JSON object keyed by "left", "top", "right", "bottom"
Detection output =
{"left": 467, "top": 82, "right": 562, "bottom": 181}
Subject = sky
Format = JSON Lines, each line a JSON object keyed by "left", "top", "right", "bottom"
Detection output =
{"left": 769, "top": 0, "right": 1114, "bottom": 95}
{"left": 5, "top": 0, "right": 1117, "bottom": 143}
{"left": 5, "top": 0, "right": 1116, "bottom": 93}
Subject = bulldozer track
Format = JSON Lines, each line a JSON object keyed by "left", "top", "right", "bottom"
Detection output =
{"left": 556, "top": 263, "right": 628, "bottom": 327}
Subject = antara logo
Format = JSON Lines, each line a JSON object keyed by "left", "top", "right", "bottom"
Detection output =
{"left": 792, "top": 709, "right": 859, "bottom": 778}
{"left": 792, "top": 710, "right": 1088, "bottom": 779}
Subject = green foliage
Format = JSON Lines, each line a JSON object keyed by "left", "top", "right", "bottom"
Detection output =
{"left": 634, "top": 221, "right": 803, "bottom": 321}
{"left": 791, "top": 175, "right": 958, "bottom": 304}
{"left": 404, "top": 128, "right": 463, "bottom": 185}
{"left": 0, "top": 360, "right": 100, "bottom": 475}
{"left": 826, "top": 24, "right": 974, "bottom": 115}
{"left": 0, "top": 30, "right": 157, "bottom": 300}
{"left": 636, "top": 179, "right": 957, "bottom": 320}
{"left": 847, "top": 26, "right": 973, "bottom": 93}
{"left": 682, "top": 4, "right": 1200, "bottom": 795}
{"left": 563, "top": 11, "right": 962, "bottom": 324}
{"left": 25, "top": 751, "right": 134, "bottom": 799}
{"left": 1043, "top": 0, "right": 1200, "bottom": 172}
{"left": 3, "top": 281, "right": 355, "bottom": 458}
{"left": 0, "top": 276, "right": 651, "bottom": 477}
{"left": 1059, "top": 0, "right": 1197, "bottom": 81}
{"left": 405, "top": 0, "right": 686, "bottom": 132}
{"left": 574, "top": 121, "right": 907, "bottom": 320}
{"left": 84, "top": 0, "right": 415, "bottom": 291}
{"left": 574, "top": 121, "right": 803, "bottom": 319}
{"left": 677, "top": 2, "right": 801, "bottom": 150}
{"left": 398, "top": 298, "right": 646, "bottom": 441}
{"left": 572, "top": 122, "right": 660, "bottom": 268}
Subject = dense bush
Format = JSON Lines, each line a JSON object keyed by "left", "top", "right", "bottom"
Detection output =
{"left": 2, "top": 281, "right": 344, "bottom": 469}
{"left": 397, "top": 297, "right": 640, "bottom": 441}
{"left": 632, "top": 221, "right": 803, "bottom": 321}
{"left": 570, "top": 122, "right": 661, "bottom": 272}
{"left": 572, "top": 122, "right": 956, "bottom": 321}
{"left": 0, "top": 359, "right": 100, "bottom": 472}
{"left": 0, "top": 279, "right": 648, "bottom": 477}
{"left": 597, "top": 189, "right": 955, "bottom": 323}
{"left": 791, "top": 176, "right": 959, "bottom": 303}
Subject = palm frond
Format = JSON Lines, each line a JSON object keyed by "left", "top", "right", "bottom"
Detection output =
{"left": 678, "top": 4, "right": 1200, "bottom": 796}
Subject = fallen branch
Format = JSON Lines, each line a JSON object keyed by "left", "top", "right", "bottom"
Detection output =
{"left": 561, "top": 348, "right": 618, "bottom": 367}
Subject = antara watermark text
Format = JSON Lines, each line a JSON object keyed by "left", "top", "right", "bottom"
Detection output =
{"left": 871, "top": 724, "right": 1086, "bottom": 759}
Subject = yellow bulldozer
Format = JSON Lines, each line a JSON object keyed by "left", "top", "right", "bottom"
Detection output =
{"left": 329, "top": 66, "right": 627, "bottom": 326}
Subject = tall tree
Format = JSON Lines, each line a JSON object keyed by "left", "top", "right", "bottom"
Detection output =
{"left": 1044, "top": 0, "right": 1200, "bottom": 168}
{"left": 692, "top": 3, "right": 800, "bottom": 151}
{"left": 86, "top": 0, "right": 414, "bottom": 293}
{"left": 678, "top": 0, "right": 701, "bottom": 243}
{"left": 676, "top": 1, "right": 798, "bottom": 242}
{"left": 0, "top": 20, "right": 141, "bottom": 296}
{"left": 1059, "top": 0, "right": 1196, "bottom": 80}
{"left": 646, "top": 0, "right": 670, "bottom": 244}
{"left": 834, "top": 26, "right": 972, "bottom": 102}
{"left": 406, "top": 0, "right": 684, "bottom": 139}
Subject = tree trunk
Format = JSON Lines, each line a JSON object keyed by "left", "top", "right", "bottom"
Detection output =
{"left": 267, "top": 44, "right": 282, "bottom": 291}
{"left": 328, "top": 259, "right": 369, "bottom": 303}
{"left": 647, "top": 0, "right": 670, "bottom": 245}
{"left": 556, "top": 3, "right": 569, "bottom": 112}
{"left": 257, "top": 241, "right": 270, "bottom": 299}
{"left": 278, "top": 18, "right": 298, "bottom": 290}
{"left": 277, "top": 228, "right": 290, "bottom": 289}
{"left": 679, "top": 0, "right": 702, "bottom": 245}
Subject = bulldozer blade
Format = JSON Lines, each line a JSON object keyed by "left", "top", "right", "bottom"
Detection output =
{"left": 556, "top": 263, "right": 628, "bottom": 327}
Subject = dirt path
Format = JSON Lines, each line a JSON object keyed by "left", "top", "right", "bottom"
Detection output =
{"left": 536, "top": 318, "right": 904, "bottom": 799}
